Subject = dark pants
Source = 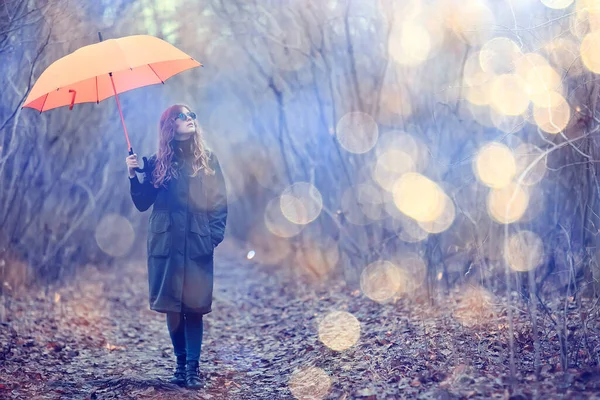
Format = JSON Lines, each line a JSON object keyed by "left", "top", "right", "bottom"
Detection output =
{"left": 166, "top": 311, "right": 204, "bottom": 362}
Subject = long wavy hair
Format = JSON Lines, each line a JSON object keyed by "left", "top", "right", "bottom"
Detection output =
{"left": 152, "top": 104, "right": 215, "bottom": 188}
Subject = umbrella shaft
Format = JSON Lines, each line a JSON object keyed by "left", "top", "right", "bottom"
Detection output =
{"left": 109, "top": 72, "right": 132, "bottom": 151}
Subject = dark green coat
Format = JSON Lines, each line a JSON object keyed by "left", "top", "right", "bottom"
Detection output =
{"left": 129, "top": 148, "right": 227, "bottom": 314}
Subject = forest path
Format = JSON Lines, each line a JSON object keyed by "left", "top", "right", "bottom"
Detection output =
{"left": 1, "top": 241, "right": 599, "bottom": 399}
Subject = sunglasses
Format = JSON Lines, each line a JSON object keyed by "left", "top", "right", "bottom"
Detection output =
{"left": 174, "top": 111, "right": 197, "bottom": 121}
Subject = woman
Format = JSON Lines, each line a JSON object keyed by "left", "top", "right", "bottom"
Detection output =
{"left": 126, "top": 104, "right": 227, "bottom": 389}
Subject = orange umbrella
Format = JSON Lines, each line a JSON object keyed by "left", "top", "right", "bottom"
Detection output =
{"left": 23, "top": 33, "right": 202, "bottom": 171}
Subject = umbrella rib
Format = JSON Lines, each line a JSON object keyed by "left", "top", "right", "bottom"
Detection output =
{"left": 39, "top": 93, "right": 49, "bottom": 113}
{"left": 147, "top": 64, "right": 164, "bottom": 84}
{"left": 96, "top": 76, "right": 99, "bottom": 104}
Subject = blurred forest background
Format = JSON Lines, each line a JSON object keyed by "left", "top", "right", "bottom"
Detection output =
{"left": 3, "top": 0, "right": 600, "bottom": 384}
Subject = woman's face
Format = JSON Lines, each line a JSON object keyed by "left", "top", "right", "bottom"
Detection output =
{"left": 173, "top": 107, "right": 196, "bottom": 141}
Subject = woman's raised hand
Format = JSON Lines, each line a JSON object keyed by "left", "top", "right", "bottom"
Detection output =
{"left": 126, "top": 154, "right": 139, "bottom": 178}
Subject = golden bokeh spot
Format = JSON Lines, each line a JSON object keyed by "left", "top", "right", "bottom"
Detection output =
{"left": 504, "top": 230, "right": 545, "bottom": 272}
{"left": 530, "top": 88, "right": 565, "bottom": 109}
{"left": 479, "top": 37, "right": 521, "bottom": 75}
{"left": 280, "top": 194, "right": 308, "bottom": 224}
{"left": 533, "top": 93, "right": 571, "bottom": 133}
{"left": 399, "top": 22, "right": 432, "bottom": 65}
{"left": 514, "top": 143, "right": 547, "bottom": 186}
{"left": 489, "top": 74, "right": 529, "bottom": 116}
{"left": 581, "top": 31, "right": 600, "bottom": 73}
{"left": 418, "top": 192, "right": 456, "bottom": 234}
{"left": 335, "top": 112, "right": 379, "bottom": 154}
{"left": 444, "top": 0, "right": 495, "bottom": 46}
{"left": 465, "top": 79, "right": 491, "bottom": 106}
{"left": 575, "top": 0, "right": 600, "bottom": 18}
{"left": 389, "top": 12, "right": 437, "bottom": 66}
{"left": 95, "top": 214, "right": 135, "bottom": 257}
{"left": 464, "top": 52, "right": 495, "bottom": 86}
{"left": 318, "top": 311, "right": 361, "bottom": 351}
{"left": 581, "top": 0, "right": 600, "bottom": 34}
{"left": 360, "top": 260, "right": 403, "bottom": 303}
{"left": 378, "top": 149, "right": 416, "bottom": 174}
{"left": 375, "top": 131, "right": 428, "bottom": 172}
{"left": 490, "top": 109, "right": 525, "bottom": 134}
{"left": 392, "top": 173, "right": 445, "bottom": 222}
{"left": 280, "top": 182, "right": 323, "bottom": 225}
{"left": 264, "top": 197, "right": 304, "bottom": 238}
{"left": 474, "top": 142, "right": 516, "bottom": 189}
{"left": 515, "top": 52, "right": 550, "bottom": 78}
{"left": 525, "top": 65, "right": 563, "bottom": 106}
{"left": 374, "top": 149, "right": 416, "bottom": 191}
{"left": 288, "top": 366, "right": 331, "bottom": 400}
{"left": 541, "top": 0, "right": 574, "bottom": 9}
{"left": 487, "top": 183, "right": 529, "bottom": 224}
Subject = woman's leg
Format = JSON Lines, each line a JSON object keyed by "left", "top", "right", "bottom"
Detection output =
{"left": 166, "top": 311, "right": 187, "bottom": 384}
{"left": 184, "top": 312, "right": 203, "bottom": 362}
{"left": 184, "top": 312, "right": 204, "bottom": 388}
{"left": 166, "top": 311, "right": 186, "bottom": 358}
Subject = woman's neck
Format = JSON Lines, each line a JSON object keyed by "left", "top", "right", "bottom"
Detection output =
{"left": 172, "top": 137, "right": 193, "bottom": 160}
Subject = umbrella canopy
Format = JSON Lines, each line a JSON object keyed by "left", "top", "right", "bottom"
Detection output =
{"left": 22, "top": 34, "right": 202, "bottom": 168}
{"left": 23, "top": 34, "right": 202, "bottom": 112}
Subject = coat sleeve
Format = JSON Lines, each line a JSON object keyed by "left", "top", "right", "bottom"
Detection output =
{"left": 207, "top": 152, "right": 228, "bottom": 247}
{"left": 130, "top": 156, "right": 159, "bottom": 212}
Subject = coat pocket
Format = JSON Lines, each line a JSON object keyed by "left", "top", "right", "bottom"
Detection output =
{"left": 188, "top": 212, "right": 212, "bottom": 259}
{"left": 148, "top": 212, "right": 171, "bottom": 257}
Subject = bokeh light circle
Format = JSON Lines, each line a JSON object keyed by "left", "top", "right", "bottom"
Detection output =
{"left": 289, "top": 367, "right": 331, "bottom": 400}
{"left": 474, "top": 142, "right": 517, "bottom": 189}
{"left": 360, "top": 260, "right": 403, "bottom": 303}
{"left": 541, "top": 0, "right": 574, "bottom": 9}
{"left": 318, "top": 311, "right": 361, "bottom": 351}
{"left": 479, "top": 37, "right": 521, "bottom": 75}
{"left": 280, "top": 182, "right": 323, "bottom": 225}
{"left": 504, "top": 230, "right": 545, "bottom": 272}
{"left": 489, "top": 74, "right": 529, "bottom": 115}
{"left": 95, "top": 214, "right": 135, "bottom": 257}
{"left": 265, "top": 197, "right": 304, "bottom": 238}
{"left": 418, "top": 192, "right": 456, "bottom": 234}
{"left": 525, "top": 65, "right": 562, "bottom": 105}
{"left": 533, "top": 93, "right": 571, "bottom": 133}
{"left": 392, "top": 173, "right": 445, "bottom": 222}
{"left": 487, "top": 183, "right": 529, "bottom": 224}
{"left": 446, "top": 0, "right": 495, "bottom": 46}
{"left": 336, "top": 112, "right": 379, "bottom": 154}
{"left": 581, "top": 32, "right": 600, "bottom": 73}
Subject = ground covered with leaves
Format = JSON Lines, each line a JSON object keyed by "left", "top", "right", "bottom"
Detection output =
{"left": 2, "top": 243, "right": 600, "bottom": 399}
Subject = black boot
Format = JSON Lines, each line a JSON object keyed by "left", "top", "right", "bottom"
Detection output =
{"left": 185, "top": 360, "right": 203, "bottom": 389}
{"left": 169, "top": 355, "right": 186, "bottom": 385}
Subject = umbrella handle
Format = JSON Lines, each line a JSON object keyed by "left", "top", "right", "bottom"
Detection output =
{"left": 128, "top": 147, "right": 147, "bottom": 173}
